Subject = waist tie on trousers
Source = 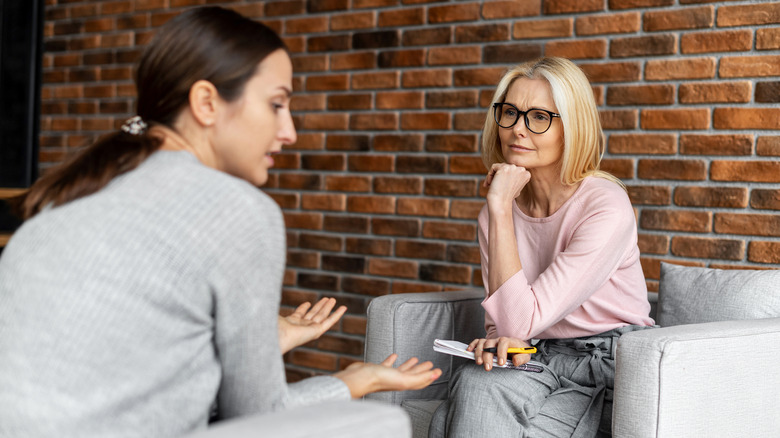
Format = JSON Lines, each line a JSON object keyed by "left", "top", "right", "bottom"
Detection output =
{"left": 534, "top": 325, "right": 651, "bottom": 438}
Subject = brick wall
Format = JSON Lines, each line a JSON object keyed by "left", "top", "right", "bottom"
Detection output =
{"left": 39, "top": 0, "right": 779, "bottom": 380}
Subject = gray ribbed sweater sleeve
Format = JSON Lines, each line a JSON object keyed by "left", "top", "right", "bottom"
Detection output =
{"left": 0, "top": 151, "right": 350, "bottom": 438}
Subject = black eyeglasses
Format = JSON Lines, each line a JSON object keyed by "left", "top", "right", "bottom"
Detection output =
{"left": 492, "top": 102, "right": 560, "bottom": 134}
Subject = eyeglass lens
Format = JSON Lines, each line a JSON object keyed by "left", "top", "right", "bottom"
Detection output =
{"left": 494, "top": 103, "right": 554, "bottom": 134}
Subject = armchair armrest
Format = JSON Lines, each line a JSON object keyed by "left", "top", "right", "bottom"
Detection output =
{"left": 364, "top": 289, "right": 485, "bottom": 405}
{"left": 613, "top": 317, "right": 780, "bottom": 438}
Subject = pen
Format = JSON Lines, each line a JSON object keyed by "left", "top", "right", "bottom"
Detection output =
{"left": 482, "top": 346, "right": 537, "bottom": 354}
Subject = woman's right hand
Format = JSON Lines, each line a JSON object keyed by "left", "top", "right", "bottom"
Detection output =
{"left": 467, "top": 337, "right": 532, "bottom": 371}
{"left": 484, "top": 163, "right": 531, "bottom": 207}
{"left": 334, "top": 354, "right": 442, "bottom": 399}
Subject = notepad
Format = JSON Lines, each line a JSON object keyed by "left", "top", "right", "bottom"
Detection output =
{"left": 433, "top": 339, "right": 543, "bottom": 372}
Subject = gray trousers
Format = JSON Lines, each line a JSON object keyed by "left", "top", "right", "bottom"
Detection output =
{"left": 428, "top": 325, "right": 653, "bottom": 438}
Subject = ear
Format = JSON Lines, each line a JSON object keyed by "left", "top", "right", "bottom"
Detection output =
{"left": 188, "top": 80, "right": 220, "bottom": 127}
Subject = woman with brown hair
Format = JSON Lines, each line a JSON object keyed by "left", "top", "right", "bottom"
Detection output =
{"left": 0, "top": 7, "right": 439, "bottom": 437}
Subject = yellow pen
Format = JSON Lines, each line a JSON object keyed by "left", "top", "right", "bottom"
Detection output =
{"left": 483, "top": 346, "right": 537, "bottom": 354}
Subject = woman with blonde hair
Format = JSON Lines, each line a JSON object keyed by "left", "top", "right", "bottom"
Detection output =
{"left": 429, "top": 57, "right": 654, "bottom": 437}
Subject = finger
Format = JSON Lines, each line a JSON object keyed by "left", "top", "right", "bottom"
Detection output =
{"left": 396, "top": 357, "right": 420, "bottom": 372}
{"left": 304, "top": 297, "right": 330, "bottom": 320}
{"left": 473, "top": 339, "right": 487, "bottom": 365}
{"left": 496, "top": 337, "right": 509, "bottom": 366}
{"left": 512, "top": 354, "right": 531, "bottom": 366}
{"left": 404, "top": 368, "right": 443, "bottom": 390}
{"left": 318, "top": 305, "right": 346, "bottom": 332}
{"left": 380, "top": 353, "right": 398, "bottom": 367}
{"left": 466, "top": 339, "right": 481, "bottom": 352}
{"left": 311, "top": 298, "right": 337, "bottom": 322}
{"left": 292, "top": 302, "right": 311, "bottom": 318}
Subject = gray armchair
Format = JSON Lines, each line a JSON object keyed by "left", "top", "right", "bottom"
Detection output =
{"left": 364, "top": 263, "right": 780, "bottom": 437}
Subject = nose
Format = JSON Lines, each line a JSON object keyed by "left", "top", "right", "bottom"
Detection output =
{"left": 513, "top": 114, "right": 529, "bottom": 137}
{"left": 278, "top": 110, "right": 297, "bottom": 146}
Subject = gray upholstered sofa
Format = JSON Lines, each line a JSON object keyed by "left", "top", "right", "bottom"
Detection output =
{"left": 364, "top": 262, "right": 780, "bottom": 437}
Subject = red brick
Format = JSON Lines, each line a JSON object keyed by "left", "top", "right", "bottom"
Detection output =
{"left": 610, "top": 134, "right": 676, "bottom": 155}
{"left": 324, "top": 215, "right": 369, "bottom": 234}
{"left": 327, "top": 94, "right": 372, "bottom": 111}
{"left": 514, "top": 18, "right": 573, "bottom": 39}
{"left": 306, "top": 74, "right": 348, "bottom": 92}
{"left": 292, "top": 55, "right": 328, "bottom": 73}
{"left": 397, "top": 198, "right": 450, "bottom": 217}
{"left": 271, "top": 153, "right": 300, "bottom": 170}
{"left": 283, "top": 36, "right": 305, "bottom": 53}
{"left": 330, "top": 52, "right": 376, "bottom": 70}
{"left": 609, "top": 0, "right": 674, "bottom": 8}
{"left": 428, "top": 46, "right": 481, "bottom": 66}
{"left": 302, "top": 193, "right": 346, "bottom": 211}
{"left": 299, "top": 233, "right": 343, "bottom": 252}
{"left": 353, "top": 0, "right": 397, "bottom": 7}
{"left": 446, "top": 244, "right": 481, "bottom": 264}
{"left": 638, "top": 159, "right": 706, "bottom": 181}
{"left": 720, "top": 55, "right": 780, "bottom": 78}
{"left": 402, "top": 68, "right": 452, "bottom": 88}
{"left": 291, "top": 94, "right": 326, "bottom": 111}
{"left": 645, "top": 58, "right": 716, "bottom": 80}
{"left": 641, "top": 209, "right": 712, "bottom": 233}
{"left": 454, "top": 112, "right": 487, "bottom": 131}
{"left": 286, "top": 16, "right": 328, "bottom": 34}
{"left": 717, "top": 3, "right": 780, "bottom": 27}
{"left": 288, "top": 350, "right": 338, "bottom": 371}
{"left": 419, "top": 263, "right": 471, "bottom": 284}
{"left": 302, "top": 113, "right": 348, "bottom": 131}
{"left": 392, "top": 281, "right": 445, "bottom": 293}
{"left": 641, "top": 109, "right": 710, "bottom": 130}
{"left": 750, "top": 189, "right": 780, "bottom": 211}
{"left": 348, "top": 155, "right": 394, "bottom": 172}
{"left": 428, "top": 3, "right": 480, "bottom": 23}
{"left": 600, "top": 110, "right": 638, "bottom": 130}
{"left": 425, "top": 178, "right": 477, "bottom": 197}
{"left": 681, "top": 29, "right": 752, "bottom": 54}
{"left": 453, "top": 67, "right": 506, "bottom": 86}
{"left": 396, "top": 155, "right": 447, "bottom": 174}
{"left": 756, "top": 81, "right": 780, "bottom": 103}
{"left": 671, "top": 236, "right": 745, "bottom": 261}
{"left": 284, "top": 212, "right": 323, "bottom": 230}
{"left": 711, "top": 161, "right": 780, "bottom": 183}
{"left": 546, "top": 39, "right": 607, "bottom": 59}
{"left": 278, "top": 174, "right": 322, "bottom": 190}
{"left": 544, "top": 0, "right": 604, "bottom": 14}
{"left": 576, "top": 12, "right": 640, "bottom": 35}
{"left": 368, "top": 258, "right": 418, "bottom": 278}
{"left": 349, "top": 113, "right": 398, "bottom": 131}
{"left": 757, "top": 136, "right": 780, "bottom": 156}
{"left": 714, "top": 213, "right": 780, "bottom": 237}
{"left": 455, "top": 23, "right": 510, "bottom": 43}
{"left": 426, "top": 90, "right": 479, "bottom": 109}
{"left": 425, "top": 134, "right": 478, "bottom": 153}
{"left": 422, "top": 221, "right": 477, "bottom": 241}
{"left": 607, "top": 84, "right": 674, "bottom": 106}
{"left": 481, "top": 0, "right": 540, "bottom": 19}
{"left": 371, "top": 216, "right": 420, "bottom": 238}
{"left": 341, "top": 276, "right": 390, "bottom": 297}
{"left": 600, "top": 159, "right": 635, "bottom": 179}
{"left": 402, "top": 27, "right": 451, "bottom": 47}
{"left": 638, "top": 234, "right": 669, "bottom": 255}
{"left": 374, "top": 134, "right": 424, "bottom": 152}
{"left": 346, "top": 237, "right": 392, "bottom": 256}
{"left": 330, "top": 11, "right": 375, "bottom": 31}
{"left": 264, "top": 1, "right": 305, "bottom": 16}
{"left": 400, "top": 112, "right": 450, "bottom": 130}
{"left": 347, "top": 195, "right": 396, "bottom": 214}
{"left": 713, "top": 108, "right": 780, "bottom": 130}
{"left": 325, "top": 134, "right": 369, "bottom": 151}
{"left": 374, "top": 176, "right": 423, "bottom": 194}
{"left": 450, "top": 200, "right": 484, "bottom": 220}
{"left": 679, "top": 81, "right": 752, "bottom": 104}
{"left": 351, "top": 71, "right": 399, "bottom": 89}
{"left": 757, "top": 28, "right": 780, "bottom": 50}
{"left": 325, "top": 175, "right": 371, "bottom": 192}
{"left": 626, "top": 185, "right": 672, "bottom": 205}
{"left": 644, "top": 6, "right": 714, "bottom": 31}
{"left": 483, "top": 43, "right": 543, "bottom": 65}
{"left": 611, "top": 34, "right": 677, "bottom": 58}
{"left": 748, "top": 241, "right": 780, "bottom": 264}
{"left": 580, "top": 62, "right": 641, "bottom": 83}
{"left": 378, "top": 7, "right": 424, "bottom": 27}
{"left": 376, "top": 91, "right": 424, "bottom": 109}
{"left": 378, "top": 49, "right": 425, "bottom": 68}
{"left": 679, "top": 134, "right": 753, "bottom": 156}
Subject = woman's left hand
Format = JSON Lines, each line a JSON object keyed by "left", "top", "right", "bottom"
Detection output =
{"left": 278, "top": 297, "right": 347, "bottom": 354}
{"left": 467, "top": 336, "right": 532, "bottom": 371}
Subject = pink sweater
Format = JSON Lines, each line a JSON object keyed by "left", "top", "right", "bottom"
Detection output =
{"left": 478, "top": 176, "right": 654, "bottom": 340}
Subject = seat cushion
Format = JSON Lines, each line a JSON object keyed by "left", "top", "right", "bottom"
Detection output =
{"left": 401, "top": 399, "right": 443, "bottom": 438}
{"left": 658, "top": 262, "right": 780, "bottom": 327}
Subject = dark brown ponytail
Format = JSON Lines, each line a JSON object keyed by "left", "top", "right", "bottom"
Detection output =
{"left": 19, "top": 6, "right": 286, "bottom": 219}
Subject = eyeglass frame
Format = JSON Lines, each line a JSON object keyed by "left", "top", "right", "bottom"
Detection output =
{"left": 492, "top": 102, "right": 561, "bottom": 134}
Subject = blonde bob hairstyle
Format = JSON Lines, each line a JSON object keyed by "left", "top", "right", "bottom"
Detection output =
{"left": 481, "top": 57, "right": 623, "bottom": 189}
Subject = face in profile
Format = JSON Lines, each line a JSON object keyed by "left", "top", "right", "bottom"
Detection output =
{"left": 210, "top": 49, "right": 297, "bottom": 186}
{"left": 498, "top": 77, "right": 564, "bottom": 174}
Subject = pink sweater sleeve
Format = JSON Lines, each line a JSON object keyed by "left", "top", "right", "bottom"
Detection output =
{"left": 479, "top": 179, "right": 650, "bottom": 340}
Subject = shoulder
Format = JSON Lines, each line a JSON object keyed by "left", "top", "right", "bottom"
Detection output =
{"left": 574, "top": 176, "right": 632, "bottom": 215}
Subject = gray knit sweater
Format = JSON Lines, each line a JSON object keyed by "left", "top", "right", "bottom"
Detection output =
{"left": 0, "top": 151, "right": 350, "bottom": 437}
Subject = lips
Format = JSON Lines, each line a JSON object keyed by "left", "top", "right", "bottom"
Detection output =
{"left": 509, "top": 144, "right": 533, "bottom": 152}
